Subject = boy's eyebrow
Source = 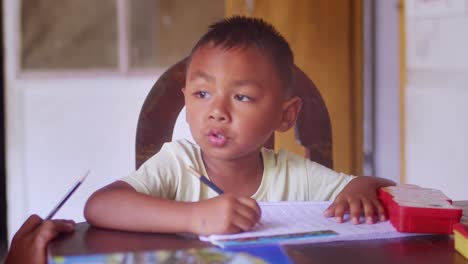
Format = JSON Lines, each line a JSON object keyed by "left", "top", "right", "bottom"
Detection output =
{"left": 189, "top": 70, "right": 262, "bottom": 89}
{"left": 189, "top": 70, "right": 215, "bottom": 82}
{"left": 231, "top": 79, "right": 262, "bottom": 89}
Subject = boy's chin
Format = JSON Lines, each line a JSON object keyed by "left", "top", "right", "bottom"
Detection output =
{"left": 200, "top": 146, "right": 261, "bottom": 161}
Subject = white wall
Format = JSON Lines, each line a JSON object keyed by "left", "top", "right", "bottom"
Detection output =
{"left": 6, "top": 77, "right": 155, "bottom": 239}
{"left": 405, "top": 0, "right": 468, "bottom": 200}
{"left": 3, "top": 0, "right": 158, "bottom": 240}
{"left": 374, "top": 0, "right": 401, "bottom": 182}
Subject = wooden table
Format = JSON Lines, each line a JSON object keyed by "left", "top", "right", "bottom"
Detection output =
{"left": 50, "top": 201, "right": 468, "bottom": 264}
{"left": 49, "top": 224, "right": 468, "bottom": 264}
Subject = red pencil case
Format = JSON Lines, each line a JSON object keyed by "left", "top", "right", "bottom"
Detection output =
{"left": 379, "top": 185, "right": 462, "bottom": 234}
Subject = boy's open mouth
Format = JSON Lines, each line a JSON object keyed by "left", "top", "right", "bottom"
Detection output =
{"left": 208, "top": 131, "right": 227, "bottom": 146}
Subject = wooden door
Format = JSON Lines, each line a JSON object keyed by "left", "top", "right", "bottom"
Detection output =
{"left": 226, "top": 0, "right": 363, "bottom": 175}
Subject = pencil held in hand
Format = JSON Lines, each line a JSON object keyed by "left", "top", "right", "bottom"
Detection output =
{"left": 46, "top": 170, "right": 90, "bottom": 220}
{"left": 187, "top": 166, "right": 224, "bottom": 195}
{"left": 187, "top": 166, "right": 264, "bottom": 228}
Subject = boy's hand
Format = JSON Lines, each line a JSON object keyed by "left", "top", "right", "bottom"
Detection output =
{"left": 190, "top": 194, "right": 261, "bottom": 235}
{"left": 323, "top": 176, "right": 394, "bottom": 224}
{"left": 5, "top": 214, "right": 75, "bottom": 264}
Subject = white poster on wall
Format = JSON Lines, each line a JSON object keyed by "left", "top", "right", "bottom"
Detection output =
{"left": 406, "top": 0, "right": 467, "bottom": 18}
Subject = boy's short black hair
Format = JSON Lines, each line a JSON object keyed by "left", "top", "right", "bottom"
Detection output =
{"left": 189, "top": 16, "right": 294, "bottom": 97}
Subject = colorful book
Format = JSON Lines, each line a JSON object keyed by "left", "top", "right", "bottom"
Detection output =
{"left": 50, "top": 244, "right": 292, "bottom": 264}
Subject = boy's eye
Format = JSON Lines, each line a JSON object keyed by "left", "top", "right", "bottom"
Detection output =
{"left": 234, "top": 94, "right": 253, "bottom": 102}
{"left": 194, "top": 91, "right": 209, "bottom": 98}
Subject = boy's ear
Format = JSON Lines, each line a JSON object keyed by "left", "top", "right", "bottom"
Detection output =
{"left": 276, "top": 96, "right": 302, "bottom": 132}
{"left": 181, "top": 87, "right": 186, "bottom": 95}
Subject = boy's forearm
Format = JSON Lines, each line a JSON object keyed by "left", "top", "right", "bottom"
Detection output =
{"left": 84, "top": 181, "right": 196, "bottom": 233}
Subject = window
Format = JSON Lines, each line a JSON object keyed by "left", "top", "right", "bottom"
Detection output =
{"left": 20, "top": 0, "right": 224, "bottom": 72}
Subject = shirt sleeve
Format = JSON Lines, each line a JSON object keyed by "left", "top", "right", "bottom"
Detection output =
{"left": 120, "top": 143, "right": 180, "bottom": 199}
{"left": 305, "top": 161, "right": 356, "bottom": 201}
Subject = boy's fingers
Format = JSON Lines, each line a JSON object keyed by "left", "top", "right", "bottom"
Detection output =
{"left": 332, "top": 201, "right": 348, "bottom": 223}
{"left": 234, "top": 203, "right": 260, "bottom": 225}
{"left": 237, "top": 197, "right": 260, "bottom": 212}
{"left": 348, "top": 199, "right": 362, "bottom": 224}
{"left": 373, "top": 200, "right": 387, "bottom": 221}
{"left": 14, "top": 214, "right": 43, "bottom": 237}
{"left": 362, "top": 199, "right": 375, "bottom": 224}
{"left": 231, "top": 214, "right": 257, "bottom": 232}
{"left": 222, "top": 222, "right": 247, "bottom": 234}
{"left": 237, "top": 197, "right": 261, "bottom": 221}
{"left": 224, "top": 225, "right": 242, "bottom": 234}
{"left": 324, "top": 197, "right": 347, "bottom": 217}
{"left": 323, "top": 204, "right": 336, "bottom": 217}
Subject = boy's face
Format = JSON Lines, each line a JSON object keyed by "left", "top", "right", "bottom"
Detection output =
{"left": 183, "top": 44, "right": 300, "bottom": 161}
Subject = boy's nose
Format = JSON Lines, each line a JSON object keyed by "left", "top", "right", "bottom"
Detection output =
{"left": 209, "top": 108, "right": 230, "bottom": 122}
{"left": 208, "top": 99, "right": 230, "bottom": 123}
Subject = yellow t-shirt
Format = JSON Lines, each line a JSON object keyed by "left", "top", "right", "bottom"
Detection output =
{"left": 121, "top": 139, "right": 355, "bottom": 202}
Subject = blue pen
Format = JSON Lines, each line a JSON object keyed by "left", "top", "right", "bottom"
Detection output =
{"left": 46, "top": 170, "right": 89, "bottom": 220}
{"left": 187, "top": 166, "right": 224, "bottom": 195}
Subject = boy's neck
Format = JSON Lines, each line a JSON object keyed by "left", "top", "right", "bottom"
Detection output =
{"left": 201, "top": 150, "right": 264, "bottom": 197}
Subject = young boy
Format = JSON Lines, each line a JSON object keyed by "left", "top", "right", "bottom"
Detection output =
{"left": 84, "top": 16, "right": 394, "bottom": 235}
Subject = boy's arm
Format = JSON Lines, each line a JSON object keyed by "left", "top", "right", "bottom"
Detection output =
{"left": 323, "top": 176, "right": 395, "bottom": 224}
{"left": 84, "top": 181, "right": 194, "bottom": 233}
{"left": 84, "top": 181, "right": 261, "bottom": 235}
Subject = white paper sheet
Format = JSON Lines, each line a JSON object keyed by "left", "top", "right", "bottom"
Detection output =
{"left": 200, "top": 201, "right": 421, "bottom": 247}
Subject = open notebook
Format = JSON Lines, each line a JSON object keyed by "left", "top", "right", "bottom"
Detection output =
{"left": 200, "top": 201, "right": 420, "bottom": 247}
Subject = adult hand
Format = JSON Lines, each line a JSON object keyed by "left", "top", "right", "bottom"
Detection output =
{"left": 5, "top": 214, "right": 75, "bottom": 264}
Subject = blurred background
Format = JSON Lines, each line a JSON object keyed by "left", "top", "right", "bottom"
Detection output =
{"left": 1, "top": 0, "right": 468, "bottom": 258}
